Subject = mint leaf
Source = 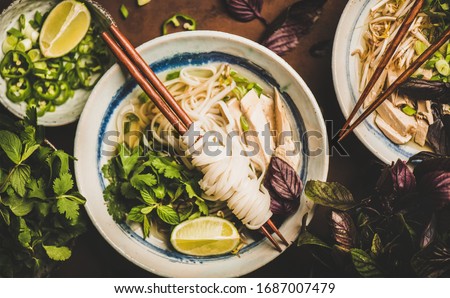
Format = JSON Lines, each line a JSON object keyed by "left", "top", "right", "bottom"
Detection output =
{"left": 297, "top": 230, "right": 331, "bottom": 249}
{"left": 195, "top": 198, "right": 208, "bottom": 215}
{"left": 57, "top": 197, "right": 79, "bottom": 220}
{"left": 143, "top": 215, "right": 150, "bottom": 238}
{"left": 305, "top": 180, "right": 356, "bottom": 211}
{"left": 350, "top": 248, "right": 382, "bottom": 277}
{"left": 0, "top": 206, "right": 10, "bottom": 225}
{"left": 119, "top": 145, "right": 139, "bottom": 177}
{"left": 151, "top": 158, "right": 181, "bottom": 179}
{"left": 43, "top": 245, "right": 72, "bottom": 261}
{"left": 10, "top": 164, "right": 31, "bottom": 197}
{"left": 140, "top": 190, "right": 157, "bottom": 205}
{"left": 20, "top": 144, "right": 39, "bottom": 163}
{"left": 127, "top": 206, "right": 145, "bottom": 222}
{"left": 0, "top": 131, "right": 22, "bottom": 164}
{"left": 157, "top": 205, "right": 180, "bottom": 225}
{"left": 18, "top": 218, "right": 31, "bottom": 248}
{"left": 130, "top": 173, "right": 157, "bottom": 190}
{"left": 53, "top": 173, "right": 74, "bottom": 196}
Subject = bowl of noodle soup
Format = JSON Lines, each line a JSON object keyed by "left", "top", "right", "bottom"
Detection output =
{"left": 74, "top": 31, "right": 328, "bottom": 277}
{"left": 333, "top": 0, "right": 450, "bottom": 163}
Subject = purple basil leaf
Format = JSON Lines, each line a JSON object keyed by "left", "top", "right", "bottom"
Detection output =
{"left": 264, "top": 157, "right": 303, "bottom": 201}
{"left": 376, "top": 160, "right": 416, "bottom": 196}
{"left": 418, "top": 170, "right": 450, "bottom": 209}
{"left": 331, "top": 211, "right": 357, "bottom": 251}
{"left": 427, "top": 113, "right": 450, "bottom": 156}
{"left": 420, "top": 214, "right": 436, "bottom": 249}
{"left": 412, "top": 240, "right": 450, "bottom": 277}
{"left": 270, "top": 196, "right": 299, "bottom": 215}
{"left": 224, "top": 0, "right": 267, "bottom": 24}
{"left": 391, "top": 160, "right": 416, "bottom": 194}
{"left": 260, "top": 0, "right": 326, "bottom": 56}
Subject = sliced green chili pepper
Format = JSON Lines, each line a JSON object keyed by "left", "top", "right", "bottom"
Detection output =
{"left": 76, "top": 54, "right": 102, "bottom": 89}
{"left": 67, "top": 69, "right": 81, "bottom": 89}
{"left": 32, "top": 59, "right": 63, "bottom": 80}
{"left": 53, "top": 81, "right": 72, "bottom": 106}
{"left": 0, "top": 50, "right": 33, "bottom": 78}
{"left": 162, "top": 14, "right": 197, "bottom": 35}
{"left": 33, "top": 80, "right": 61, "bottom": 100}
{"left": 6, "top": 77, "right": 31, "bottom": 102}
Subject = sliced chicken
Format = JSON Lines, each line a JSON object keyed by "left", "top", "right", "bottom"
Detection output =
{"left": 417, "top": 100, "right": 434, "bottom": 125}
{"left": 415, "top": 119, "right": 428, "bottom": 147}
{"left": 260, "top": 93, "right": 276, "bottom": 143}
{"left": 273, "top": 89, "right": 300, "bottom": 169}
{"left": 240, "top": 89, "right": 275, "bottom": 170}
{"left": 386, "top": 67, "right": 415, "bottom": 107}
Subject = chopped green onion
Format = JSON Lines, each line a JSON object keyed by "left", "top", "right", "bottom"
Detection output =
{"left": 402, "top": 105, "right": 417, "bottom": 116}
{"left": 138, "top": 92, "right": 150, "bottom": 103}
{"left": 19, "top": 14, "right": 26, "bottom": 31}
{"left": 16, "top": 39, "right": 32, "bottom": 52}
{"left": 27, "top": 49, "right": 41, "bottom": 62}
{"left": 7, "top": 28, "right": 23, "bottom": 38}
{"left": 240, "top": 115, "right": 249, "bottom": 132}
{"left": 435, "top": 59, "right": 450, "bottom": 76}
{"left": 166, "top": 70, "right": 180, "bottom": 81}
{"left": 414, "top": 41, "right": 427, "bottom": 55}
{"left": 120, "top": 4, "right": 129, "bottom": 19}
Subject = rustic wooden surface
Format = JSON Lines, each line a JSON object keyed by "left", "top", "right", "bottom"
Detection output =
{"left": 0, "top": 0, "right": 381, "bottom": 277}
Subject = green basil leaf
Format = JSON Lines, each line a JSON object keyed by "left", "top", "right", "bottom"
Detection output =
{"left": 9, "top": 164, "right": 31, "bottom": 197}
{"left": 157, "top": 205, "right": 180, "bottom": 225}
{"left": 127, "top": 206, "right": 145, "bottom": 222}
{"left": 143, "top": 215, "right": 150, "bottom": 238}
{"left": 371, "top": 233, "right": 382, "bottom": 256}
{"left": 297, "top": 230, "right": 331, "bottom": 249}
{"left": 0, "top": 130, "right": 23, "bottom": 164}
{"left": 140, "top": 189, "right": 157, "bottom": 205}
{"left": 305, "top": 180, "right": 356, "bottom": 211}
{"left": 350, "top": 248, "right": 382, "bottom": 277}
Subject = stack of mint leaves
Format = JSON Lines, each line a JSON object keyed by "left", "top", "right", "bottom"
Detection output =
{"left": 0, "top": 108, "right": 86, "bottom": 277}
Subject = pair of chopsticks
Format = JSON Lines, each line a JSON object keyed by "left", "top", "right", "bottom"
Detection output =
{"left": 339, "top": 0, "right": 450, "bottom": 141}
{"left": 85, "top": 1, "right": 289, "bottom": 251}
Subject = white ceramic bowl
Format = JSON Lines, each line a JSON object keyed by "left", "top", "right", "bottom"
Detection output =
{"left": 74, "top": 31, "right": 329, "bottom": 277}
{"left": 0, "top": 0, "right": 96, "bottom": 126}
{"left": 332, "top": 0, "right": 428, "bottom": 163}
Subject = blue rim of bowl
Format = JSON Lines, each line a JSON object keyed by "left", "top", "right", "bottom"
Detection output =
{"left": 96, "top": 51, "right": 309, "bottom": 262}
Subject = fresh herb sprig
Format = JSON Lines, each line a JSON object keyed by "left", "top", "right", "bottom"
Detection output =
{"left": 102, "top": 144, "right": 208, "bottom": 238}
{"left": 0, "top": 108, "right": 86, "bottom": 277}
{"left": 299, "top": 154, "right": 450, "bottom": 277}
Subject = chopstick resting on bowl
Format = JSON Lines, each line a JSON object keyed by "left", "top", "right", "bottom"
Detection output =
{"left": 339, "top": 25, "right": 450, "bottom": 141}
{"left": 83, "top": 0, "right": 289, "bottom": 252}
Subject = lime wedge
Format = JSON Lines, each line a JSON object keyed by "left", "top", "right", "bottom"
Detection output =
{"left": 170, "top": 217, "right": 240, "bottom": 256}
{"left": 39, "top": 0, "right": 91, "bottom": 58}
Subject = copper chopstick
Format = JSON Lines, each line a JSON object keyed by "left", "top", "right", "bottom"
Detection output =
{"left": 339, "top": 0, "right": 425, "bottom": 136}
{"left": 109, "top": 25, "right": 193, "bottom": 129}
{"left": 339, "top": 26, "right": 450, "bottom": 141}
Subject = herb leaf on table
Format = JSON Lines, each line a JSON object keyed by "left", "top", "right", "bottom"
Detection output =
{"left": 0, "top": 108, "right": 86, "bottom": 277}
{"left": 224, "top": 0, "right": 267, "bottom": 24}
{"left": 260, "top": 0, "right": 327, "bottom": 56}
{"left": 299, "top": 154, "right": 450, "bottom": 277}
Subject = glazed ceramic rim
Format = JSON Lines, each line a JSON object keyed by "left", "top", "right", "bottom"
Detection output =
{"left": 74, "top": 31, "right": 329, "bottom": 277}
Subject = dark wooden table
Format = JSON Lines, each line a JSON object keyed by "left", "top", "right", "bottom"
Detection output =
{"left": 0, "top": 0, "right": 381, "bottom": 277}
